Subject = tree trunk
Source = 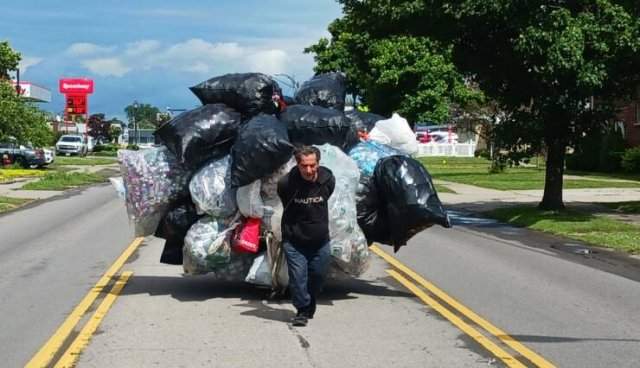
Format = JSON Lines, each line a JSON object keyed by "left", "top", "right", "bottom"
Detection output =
{"left": 539, "top": 137, "right": 566, "bottom": 210}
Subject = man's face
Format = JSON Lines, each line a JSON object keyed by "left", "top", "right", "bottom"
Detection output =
{"left": 297, "top": 153, "right": 319, "bottom": 181}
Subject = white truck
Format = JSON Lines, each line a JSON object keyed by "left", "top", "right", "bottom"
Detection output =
{"left": 55, "top": 135, "right": 88, "bottom": 156}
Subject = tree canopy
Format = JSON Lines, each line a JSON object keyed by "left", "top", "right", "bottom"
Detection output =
{"left": 0, "top": 41, "right": 52, "bottom": 147}
{"left": 124, "top": 103, "right": 161, "bottom": 129}
{"left": 310, "top": 0, "right": 640, "bottom": 209}
{"left": 305, "top": 13, "right": 482, "bottom": 124}
{"left": 0, "top": 41, "right": 20, "bottom": 79}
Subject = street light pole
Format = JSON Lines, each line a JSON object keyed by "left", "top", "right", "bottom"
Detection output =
{"left": 133, "top": 100, "right": 139, "bottom": 145}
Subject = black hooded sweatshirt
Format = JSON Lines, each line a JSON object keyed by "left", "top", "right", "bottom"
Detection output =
{"left": 277, "top": 166, "right": 335, "bottom": 248}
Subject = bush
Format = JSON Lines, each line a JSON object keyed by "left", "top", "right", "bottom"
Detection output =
{"left": 621, "top": 147, "right": 640, "bottom": 173}
{"left": 474, "top": 148, "right": 490, "bottom": 160}
{"left": 91, "top": 151, "right": 118, "bottom": 157}
{"left": 93, "top": 143, "right": 119, "bottom": 153}
{"left": 126, "top": 144, "right": 139, "bottom": 151}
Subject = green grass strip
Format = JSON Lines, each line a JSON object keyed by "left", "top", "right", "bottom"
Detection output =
{"left": 54, "top": 156, "right": 117, "bottom": 166}
{"left": 435, "top": 184, "right": 455, "bottom": 194}
{"left": 0, "top": 169, "right": 47, "bottom": 183}
{"left": 602, "top": 201, "right": 640, "bottom": 214}
{"left": 0, "top": 196, "right": 31, "bottom": 213}
{"left": 21, "top": 171, "right": 107, "bottom": 191}
{"left": 485, "top": 205, "right": 640, "bottom": 254}
{"left": 419, "top": 157, "right": 640, "bottom": 190}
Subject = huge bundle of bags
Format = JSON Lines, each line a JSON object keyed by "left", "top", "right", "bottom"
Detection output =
{"left": 116, "top": 71, "right": 450, "bottom": 290}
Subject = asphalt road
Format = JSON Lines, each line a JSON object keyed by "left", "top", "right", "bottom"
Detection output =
{"left": 387, "top": 212, "right": 640, "bottom": 367}
{"left": 0, "top": 184, "right": 134, "bottom": 368}
{"left": 2, "top": 185, "right": 640, "bottom": 367}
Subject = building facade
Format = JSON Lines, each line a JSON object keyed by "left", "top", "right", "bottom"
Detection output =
{"left": 618, "top": 100, "right": 640, "bottom": 147}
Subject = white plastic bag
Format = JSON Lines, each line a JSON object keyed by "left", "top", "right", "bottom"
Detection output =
{"left": 236, "top": 180, "right": 264, "bottom": 218}
{"left": 189, "top": 156, "right": 237, "bottom": 218}
{"left": 109, "top": 177, "right": 126, "bottom": 200}
{"left": 367, "top": 128, "right": 392, "bottom": 145}
{"left": 262, "top": 197, "right": 284, "bottom": 242}
{"left": 245, "top": 252, "right": 272, "bottom": 287}
{"left": 315, "top": 144, "right": 371, "bottom": 276}
{"left": 368, "top": 113, "right": 418, "bottom": 155}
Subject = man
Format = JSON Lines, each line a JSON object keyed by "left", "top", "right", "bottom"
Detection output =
{"left": 277, "top": 145, "right": 335, "bottom": 327}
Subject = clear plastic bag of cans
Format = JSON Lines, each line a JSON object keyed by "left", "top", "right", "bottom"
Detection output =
{"left": 118, "top": 147, "right": 191, "bottom": 236}
{"left": 316, "top": 144, "right": 370, "bottom": 276}
{"left": 189, "top": 155, "right": 237, "bottom": 218}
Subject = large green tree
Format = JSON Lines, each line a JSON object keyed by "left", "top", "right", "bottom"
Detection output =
{"left": 315, "top": 0, "right": 640, "bottom": 210}
{"left": 0, "top": 41, "right": 20, "bottom": 79}
{"left": 305, "top": 15, "right": 482, "bottom": 124}
{"left": 124, "top": 103, "right": 161, "bottom": 129}
{"left": 0, "top": 41, "right": 52, "bottom": 147}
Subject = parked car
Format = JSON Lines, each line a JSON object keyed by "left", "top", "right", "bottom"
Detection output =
{"left": 0, "top": 140, "right": 48, "bottom": 168}
{"left": 56, "top": 135, "right": 88, "bottom": 156}
{"left": 429, "top": 131, "right": 459, "bottom": 144}
{"left": 43, "top": 148, "right": 55, "bottom": 164}
{"left": 415, "top": 127, "right": 459, "bottom": 144}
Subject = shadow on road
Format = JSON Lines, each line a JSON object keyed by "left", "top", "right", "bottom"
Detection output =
{"left": 117, "top": 273, "right": 411, "bottom": 323}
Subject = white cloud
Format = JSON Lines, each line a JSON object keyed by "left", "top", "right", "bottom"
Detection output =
{"left": 81, "top": 58, "right": 131, "bottom": 77}
{"left": 66, "top": 42, "right": 115, "bottom": 56}
{"left": 73, "top": 36, "right": 322, "bottom": 81}
{"left": 125, "top": 40, "right": 161, "bottom": 56}
{"left": 245, "top": 49, "right": 289, "bottom": 75}
{"left": 19, "top": 57, "right": 43, "bottom": 73}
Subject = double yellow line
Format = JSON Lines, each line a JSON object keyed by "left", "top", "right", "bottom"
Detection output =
{"left": 26, "top": 237, "right": 143, "bottom": 368}
{"left": 371, "top": 245, "right": 556, "bottom": 368}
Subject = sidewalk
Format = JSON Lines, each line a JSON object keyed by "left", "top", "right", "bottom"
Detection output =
{"left": 437, "top": 180, "right": 640, "bottom": 225}
{"left": 0, "top": 163, "right": 119, "bottom": 200}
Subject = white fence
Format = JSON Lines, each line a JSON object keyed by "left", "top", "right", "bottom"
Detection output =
{"left": 415, "top": 143, "right": 477, "bottom": 157}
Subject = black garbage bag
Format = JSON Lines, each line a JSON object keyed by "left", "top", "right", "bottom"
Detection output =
{"left": 280, "top": 105, "right": 359, "bottom": 151}
{"left": 155, "top": 197, "right": 201, "bottom": 265}
{"left": 155, "top": 104, "right": 242, "bottom": 169}
{"left": 294, "top": 72, "right": 347, "bottom": 111}
{"left": 355, "top": 178, "right": 390, "bottom": 246}
{"left": 190, "top": 73, "right": 281, "bottom": 118}
{"left": 373, "top": 155, "right": 451, "bottom": 251}
{"left": 345, "top": 110, "right": 384, "bottom": 133}
{"left": 230, "top": 114, "right": 294, "bottom": 187}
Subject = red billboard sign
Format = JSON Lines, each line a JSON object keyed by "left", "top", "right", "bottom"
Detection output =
{"left": 66, "top": 95, "right": 88, "bottom": 115}
{"left": 59, "top": 78, "right": 94, "bottom": 94}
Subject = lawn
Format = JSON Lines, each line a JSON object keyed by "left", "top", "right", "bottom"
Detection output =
{"left": 485, "top": 205, "right": 640, "bottom": 254}
{"left": 435, "top": 184, "right": 455, "bottom": 194}
{"left": 21, "top": 171, "right": 107, "bottom": 191}
{"left": 0, "top": 196, "right": 31, "bottom": 213}
{"left": 603, "top": 201, "right": 640, "bottom": 214}
{"left": 0, "top": 168, "right": 47, "bottom": 183}
{"left": 419, "top": 157, "right": 640, "bottom": 190}
{"left": 53, "top": 156, "right": 117, "bottom": 166}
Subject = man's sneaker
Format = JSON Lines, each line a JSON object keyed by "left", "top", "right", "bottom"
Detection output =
{"left": 307, "top": 298, "right": 316, "bottom": 319}
{"left": 291, "top": 315, "right": 308, "bottom": 327}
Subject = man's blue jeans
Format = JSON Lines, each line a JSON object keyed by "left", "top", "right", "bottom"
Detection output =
{"left": 282, "top": 241, "right": 331, "bottom": 310}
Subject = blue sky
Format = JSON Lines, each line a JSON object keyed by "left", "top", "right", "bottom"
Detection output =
{"left": 1, "top": 0, "right": 342, "bottom": 120}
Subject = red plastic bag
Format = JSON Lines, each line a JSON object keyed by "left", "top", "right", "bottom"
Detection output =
{"left": 233, "top": 217, "right": 261, "bottom": 253}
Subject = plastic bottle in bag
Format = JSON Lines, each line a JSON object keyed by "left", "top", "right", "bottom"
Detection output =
{"left": 118, "top": 146, "right": 191, "bottom": 236}
{"left": 315, "top": 144, "right": 370, "bottom": 276}
{"left": 189, "top": 156, "right": 237, "bottom": 218}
